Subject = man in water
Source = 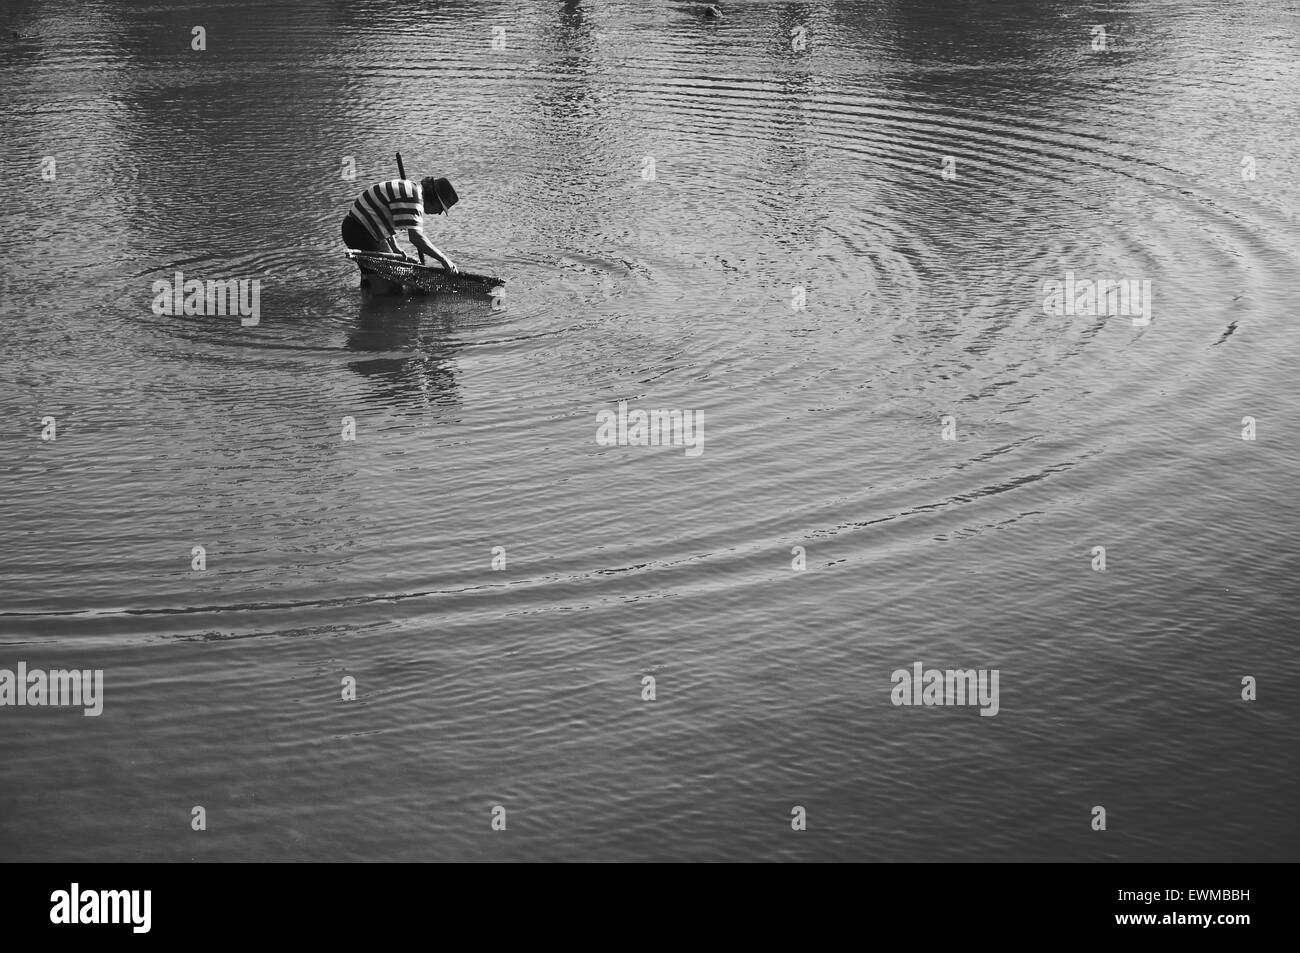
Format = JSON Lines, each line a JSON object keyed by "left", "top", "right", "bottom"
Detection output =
{"left": 342, "top": 176, "right": 460, "bottom": 290}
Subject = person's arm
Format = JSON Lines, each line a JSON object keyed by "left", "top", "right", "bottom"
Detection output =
{"left": 407, "top": 228, "right": 457, "bottom": 272}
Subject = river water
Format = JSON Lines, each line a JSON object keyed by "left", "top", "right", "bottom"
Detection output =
{"left": 1, "top": 0, "right": 1297, "bottom": 861}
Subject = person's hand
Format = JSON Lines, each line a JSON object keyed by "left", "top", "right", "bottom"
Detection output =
{"left": 443, "top": 258, "right": 459, "bottom": 274}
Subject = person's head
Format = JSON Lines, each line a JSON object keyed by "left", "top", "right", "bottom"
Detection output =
{"left": 420, "top": 176, "right": 459, "bottom": 215}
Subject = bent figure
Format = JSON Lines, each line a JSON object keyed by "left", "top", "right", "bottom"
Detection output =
{"left": 342, "top": 176, "right": 461, "bottom": 292}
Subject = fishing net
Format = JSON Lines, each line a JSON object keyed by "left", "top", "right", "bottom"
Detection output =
{"left": 348, "top": 253, "right": 504, "bottom": 295}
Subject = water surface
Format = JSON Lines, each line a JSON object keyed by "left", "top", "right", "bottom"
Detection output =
{"left": 1, "top": 0, "right": 1297, "bottom": 861}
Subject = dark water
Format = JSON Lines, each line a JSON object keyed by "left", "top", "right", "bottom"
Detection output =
{"left": 1, "top": 0, "right": 1297, "bottom": 861}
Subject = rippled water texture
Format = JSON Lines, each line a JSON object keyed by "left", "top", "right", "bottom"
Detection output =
{"left": 1, "top": 0, "right": 1298, "bottom": 861}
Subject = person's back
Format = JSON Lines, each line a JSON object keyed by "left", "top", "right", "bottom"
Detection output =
{"left": 348, "top": 180, "right": 425, "bottom": 248}
{"left": 342, "top": 175, "right": 460, "bottom": 291}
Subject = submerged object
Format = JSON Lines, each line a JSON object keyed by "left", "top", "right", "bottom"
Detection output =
{"left": 346, "top": 251, "right": 505, "bottom": 295}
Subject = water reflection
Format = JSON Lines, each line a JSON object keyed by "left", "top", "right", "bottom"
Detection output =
{"left": 344, "top": 292, "right": 487, "bottom": 410}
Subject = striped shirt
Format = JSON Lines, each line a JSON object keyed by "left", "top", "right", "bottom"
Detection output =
{"left": 348, "top": 179, "right": 425, "bottom": 242}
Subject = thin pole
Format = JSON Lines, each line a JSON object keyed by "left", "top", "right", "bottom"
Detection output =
{"left": 395, "top": 152, "right": 424, "bottom": 263}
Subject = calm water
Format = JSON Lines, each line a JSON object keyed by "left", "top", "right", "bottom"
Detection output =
{"left": 1, "top": 0, "right": 1298, "bottom": 862}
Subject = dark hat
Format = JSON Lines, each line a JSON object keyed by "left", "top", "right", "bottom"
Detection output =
{"left": 420, "top": 176, "right": 459, "bottom": 214}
